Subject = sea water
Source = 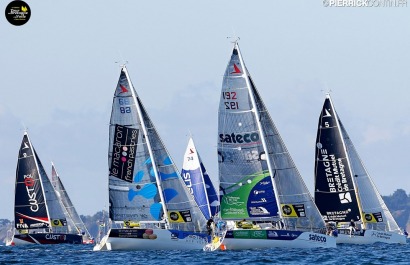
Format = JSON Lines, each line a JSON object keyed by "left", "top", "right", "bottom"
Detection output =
{"left": 1, "top": 241, "right": 409, "bottom": 265}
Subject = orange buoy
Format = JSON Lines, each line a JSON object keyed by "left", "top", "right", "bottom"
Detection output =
{"left": 220, "top": 243, "right": 226, "bottom": 251}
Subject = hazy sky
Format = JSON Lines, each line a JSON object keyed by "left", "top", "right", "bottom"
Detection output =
{"left": 1, "top": 1, "right": 409, "bottom": 220}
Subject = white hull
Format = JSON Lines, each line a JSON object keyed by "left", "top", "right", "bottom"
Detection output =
{"left": 222, "top": 229, "right": 336, "bottom": 250}
{"left": 93, "top": 228, "right": 209, "bottom": 251}
{"left": 336, "top": 229, "right": 407, "bottom": 244}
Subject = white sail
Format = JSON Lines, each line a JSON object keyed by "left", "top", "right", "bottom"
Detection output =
{"left": 34, "top": 148, "right": 68, "bottom": 233}
{"left": 51, "top": 162, "right": 93, "bottom": 242}
{"left": 182, "top": 137, "right": 219, "bottom": 220}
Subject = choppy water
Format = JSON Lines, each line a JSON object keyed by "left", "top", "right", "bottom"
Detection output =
{"left": 1, "top": 241, "right": 409, "bottom": 265}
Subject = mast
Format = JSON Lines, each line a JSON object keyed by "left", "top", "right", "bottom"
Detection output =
{"left": 25, "top": 132, "right": 53, "bottom": 231}
{"left": 327, "top": 94, "right": 364, "bottom": 222}
{"left": 234, "top": 42, "right": 283, "bottom": 220}
{"left": 121, "top": 65, "right": 170, "bottom": 227}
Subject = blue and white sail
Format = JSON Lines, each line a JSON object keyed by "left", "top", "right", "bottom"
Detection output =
{"left": 107, "top": 65, "right": 207, "bottom": 232}
{"left": 182, "top": 137, "right": 219, "bottom": 220}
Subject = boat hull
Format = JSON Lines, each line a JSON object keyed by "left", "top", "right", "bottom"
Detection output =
{"left": 336, "top": 229, "right": 407, "bottom": 244}
{"left": 10, "top": 233, "right": 83, "bottom": 245}
{"left": 93, "top": 228, "right": 209, "bottom": 251}
{"left": 222, "top": 229, "right": 336, "bottom": 249}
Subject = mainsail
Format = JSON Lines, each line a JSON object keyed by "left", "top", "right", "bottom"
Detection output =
{"left": 108, "top": 65, "right": 207, "bottom": 232}
{"left": 14, "top": 132, "right": 67, "bottom": 232}
{"left": 51, "top": 162, "right": 92, "bottom": 240}
{"left": 181, "top": 137, "right": 219, "bottom": 220}
{"left": 218, "top": 42, "right": 325, "bottom": 231}
{"left": 314, "top": 94, "right": 400, "bottom": 232}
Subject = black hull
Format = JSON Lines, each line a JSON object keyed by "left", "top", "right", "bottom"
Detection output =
{"left": 13, "top": 233, "right": 83, "bottom": 245}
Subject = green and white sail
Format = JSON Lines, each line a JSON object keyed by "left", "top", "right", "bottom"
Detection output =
{"left": 218, "top": 42, "right": 325, "bottom": 231}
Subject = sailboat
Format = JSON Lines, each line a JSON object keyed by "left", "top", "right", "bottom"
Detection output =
{"left": 181, "top": 137, "right": 226, "bottom": 251}
{"left": 314, "top": 94, "right": 407, "bottom": 244}
{"left": 50, "top": 162, "right": 94, "bottom": 244}
{"left": 181, "top": 136, "right": 219, "bottom": 220}
{"left": 93, "top": 65, "right": 210, "bottom": 251}
{"left": 7, "top": 132, "right": 83, "bottom": 245}
{"left": 216, "top": 41, "right": 336, "bottom": 250}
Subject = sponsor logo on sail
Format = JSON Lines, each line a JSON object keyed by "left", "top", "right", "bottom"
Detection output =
{"left": 253, "top": 190, "right": 265, "bottom": 195}
{"left": 16, "top": 218, "right": 28, "bottom": 229}
{"left": 250, "top": 206, "right": 269, "bottom": 215}
{"left": 223, "top": 196, "right": 244, "bottom": 206}
{"left": 364, "top": 212, "right": 383, "bottom": 223}
{"left": 23, "top": 174, "right": 39, "bottom": 212}
{"left": 319, "top": 149, "right": 351, "bottom": 195}
{"left": 30, "top": 222, "right": 48, "bottom": 228}
{"left": 118, "top": 84, "right": 128, "bottom": 94}
{"left": 282, "top": 205, "right": 293, "bottom": 215}
{"left": 339, "top": 192, "right": 352, "bottom": 204}
{"left": 182, "top": 172, "right": 193, "bottom": 195}
{"left": 110, "top": 125, "right": 138, "bottom": 182}
{"left": 219, "top": 132, "right": 260, "bottom": 144}
{"left": 231, "top": 63, "right": 242, "bottom": 74}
